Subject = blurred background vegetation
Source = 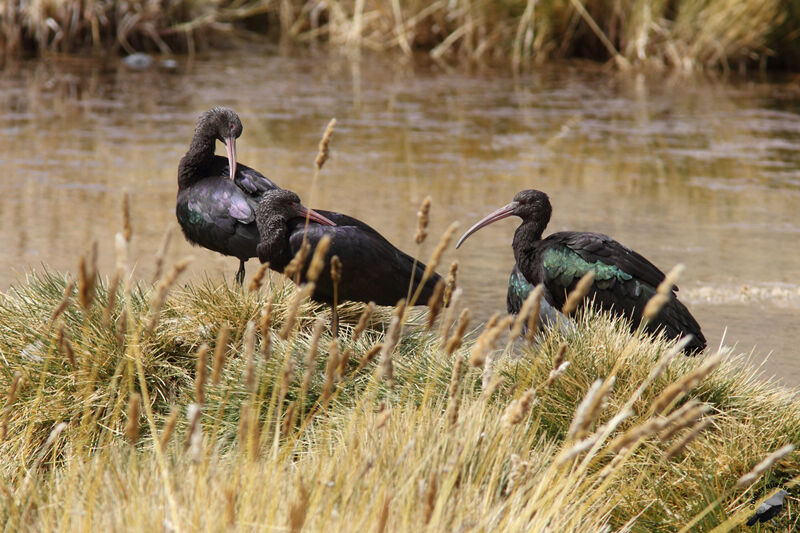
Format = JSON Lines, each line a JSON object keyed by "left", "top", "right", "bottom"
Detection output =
{"left": 1, "top": 0, "right": 799, "bottom": 71}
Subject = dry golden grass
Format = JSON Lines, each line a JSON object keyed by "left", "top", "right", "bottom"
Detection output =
{"left": 1, "top": 260, "right": 799, "bottom": 530}
{"left": 1, "top": 0, "right": 794, "bottom": 71}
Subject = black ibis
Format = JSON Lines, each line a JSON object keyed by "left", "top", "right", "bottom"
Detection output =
{"left": 747, "top": 490, "right": 788, "bottom": 526}
{"left": 176, "top": 107, "right": 279, "bottom": 285}
{"left": 456, "top": 189, "right": 706, "bottom": 353}
{"left": 255, "top": 189, "right": 442, "bottom": 305}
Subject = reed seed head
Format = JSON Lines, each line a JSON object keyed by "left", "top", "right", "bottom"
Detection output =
{"left": 5, "top": 371, "right": 23, "bottom": 408}
{"left": 562, "top": 270, "right": 595, "bottom": 316}
{"left": 415, "top": 196, "right": 431, "bottom": 244}
{"left": 652, "top": 353, "right": 723, "bottom": 413}
{"left": 152, "top": 228, "right": 172, "bottom": 284}
{"left": 243, "top": 321, "right": 257, "bottom": 394}
{"left": 502, "top": 389, "right": 536, "bottom": 426}
{"left": 288, "top": 478, "right": 310, "bottom": 533}
{"left": 357, "top": 344, "right": 383, "bottom": 372}
{"left": 445, "top": 308, "right": 471, "bottom": 356}
{"left": 279, "top": 359, "right": 296, "bottom": 405}
{"left": 146, "top": 256, "right": 192, "bottom": 335}
{"left": 443, "top": 261, "right": 458, "bottom": 307}
{"left": 260, "top": 302, "right": 273, "bottom": 360}
{"left": 280, "top": 283, "right": 315, "bottom": 340}
{"left": 511, "top": 284, "right": 544, "bottom": 342}
{"left": 248, "top": 262, "right": 270, "bottom": 292}
{"left": 330, "top": 255, "right": 342, "bottom": 286}
{"left": 469, "top": 313, "right": 512, "bottom": 368}
{"left": 315, "top": 118, "right": 336, "bottom": 170}
{"left": 337, "top": 348, "right": 352, "bottom": 378}
{"left": 211, "top": 324, "right": 230, "bottom": 385}
{"left": 194, "top": 344, "right": 208, "bottom": 404}
{"left": 546, "top": 361, "right": 570, "bottom": 386}
{"left": 567, "top": 378, "right": 606, "bottom": 440}
{"left": 122, "top": 191, "right": 132, "bottom": 242}
{"left": 321, "top": 342, "right": 338, "bottom": 405}
{"left": 525, "top": 285, "right": 544, "bottom": 344}
{"left": 352, "top": 302, "right": 375, "bottom": 343}
{"left": 425, "top": 279, "right": 445, "bottom": 330}
{"left": 666, "top": 418, "right": 712, "bottom": 459}
{"left": 58, "top": 325, "right": 76, "bottom": 367}
{"left": 378, "top": 315, "right": 401, "bottom": 383}
{"left": 306, "top": 236, "right": 331, "bottom": 283}
{"left": 77, "top": 242, "right": 98, "bottom": 310}
{"left": 375, "top": 402, "right": 392, "bottom": 430}
{"left": 158, "top": 406, "right": 179, "bottom": 452}
{"left": 377, "top": 496, "right": 391, "bottom": 533}
{"left": 284, "top": 241, "right": 310, "bottom": 280}
{"left": 114, "top": 232, "right": 128, "bottom": 275}
{"left": 103, "top": 273, "right": 120, "bottom": 326}
{"left": 445, "top": 357, "right": 464, "bottom": 427}
{"left": 736, "top": 443, "right": 795, "bottom": 487}
{"left": 185, "top": 403, "right": 203, "bottom": 462}
{"left": 422, "top": 472, "right": 439, "bottom": 525}
{"left": 658, "top": 401, "right": 712, "bottom": 441}
{"left": 125, "top": 392, "right": 141, "bottom": 444}
{"left": 50, "top": 279, "right": 75, "bottom": 326}
{"left": 282, "top": 401, "right": 296, "bottom": 437}
{"left": 423, "top": 222, "right": 459, "bottom": 282}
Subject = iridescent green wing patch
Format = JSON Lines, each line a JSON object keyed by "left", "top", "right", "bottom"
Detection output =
{"left": 507, "top": 266, "right": 533, "bottom": 314}
{"left": 543, "top": 246, "right": 632, "bottom": 290}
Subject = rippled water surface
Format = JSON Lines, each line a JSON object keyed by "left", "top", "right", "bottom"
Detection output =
{"left": 2, "top": 52, "right": 799, "bottom": 384}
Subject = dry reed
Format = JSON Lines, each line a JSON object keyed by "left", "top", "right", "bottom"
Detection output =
{"left": 242, "top": 321, "right": 257, "bottom": 394}
{"left": 248, "top": 262, "right": 270, "bottom": 292}
{"left": 665, "top": 418, "right": 713, "bottom": 459}
{"left": 562, "top": 271, "right": 595, "bottom": 316}
{"left": 415, "top": 196, "right": 431, "bottom": 244}
{"left": 195, "top": 344, "right": 209, "bottom": 404}
{"left": 49, "top": 279, "right": 75, "bottom": 325}
{"left": 423, "top": 222, "right": 459, "bottom": 283}
{"left": 158, "top": 406, "right": 180, "bottom": 452}
{"left": 315, "top": 119, "right": 336, "bottom": 170}
{"left": 151, "top": 229, "right": 172, "bottom": 284}
{"left": 737, "top": 444, "right": 796, "bottom": 487}
{"left": 211, "top": 324, "right": 230, "bottom": 385}
{"left": 125, "top": 392, "right": 141, "bottom": 444}
{"left": 352, "top": 302, "right": 375, "bottom": 343}
{"left": 425, "top": 279, "right": 445, "bottom": 330}
{"left": 443, "top": 261, "right": 458, "bottom": 307}
{"left": 445, "top": 308, "right": 470, "bottom": 356}
{"left": 306, "top": 236, "right": 331, "bottom": 283}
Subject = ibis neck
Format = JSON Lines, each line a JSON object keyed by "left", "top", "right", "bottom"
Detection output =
{"left": 178, "top": 129, "right": 217, "bottom": 188}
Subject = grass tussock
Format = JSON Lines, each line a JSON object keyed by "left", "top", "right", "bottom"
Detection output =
{"left": 1, "top": 0, "right": 796, "bottom": 71}
{"left": 1, "top": 261, "right": 799, "bottom": 531}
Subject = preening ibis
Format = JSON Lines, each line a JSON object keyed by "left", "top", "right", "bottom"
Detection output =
{"left": 176, "top": 107, "right": 279, "bottom": 285}
{"left": 255, "top": 189, "right": 442, "bottom": 305}
{"left": 456, "top": 189, "right": 706, "bottom": 354}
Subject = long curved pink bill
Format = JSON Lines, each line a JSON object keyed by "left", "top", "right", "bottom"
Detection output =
{"left": 298, "top": 206, "right": 336, "bottom": 226}
{"left": 455, "top": 201, "right": 518, "bottom": 249}
{"left": 225, "top": 137, "right": 237, "bottom": 180}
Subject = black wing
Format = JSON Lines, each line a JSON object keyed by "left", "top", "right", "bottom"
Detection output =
{"left": 287, "top": 212, "right": 440, "bottom": 306}
{"left": 535, "top": 232, "right": 705, "bottom": 353}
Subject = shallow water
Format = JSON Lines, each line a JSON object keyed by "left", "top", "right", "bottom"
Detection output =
{"left": 1, "top": 52, "right": 799, "bottom": 385}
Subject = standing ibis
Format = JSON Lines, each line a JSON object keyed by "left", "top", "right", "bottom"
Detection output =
{"left": 456, "top": 189, "right": 706, "bottom": 353}
{"left": 255, "top": 189, "right": 442, "bottom": 305}
{"left": 176, "top": 107, "right": 279, "bottom": 284}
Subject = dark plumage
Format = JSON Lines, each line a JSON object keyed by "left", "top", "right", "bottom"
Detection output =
{"left": 176, "top": 107, "right": 279, "bottom": 284}
{"left": 457, "top": 189, "right": 706, "bottom": 354}
{"left": 255, "top": 189, "right": 442, "bottom": 305}
{"left": 747, "top": 490, "right": 788, "bottom": 526}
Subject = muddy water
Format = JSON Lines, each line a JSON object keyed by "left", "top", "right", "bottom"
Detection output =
{"left": 1, "top": 53, "right": 799, "bottom": 384}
